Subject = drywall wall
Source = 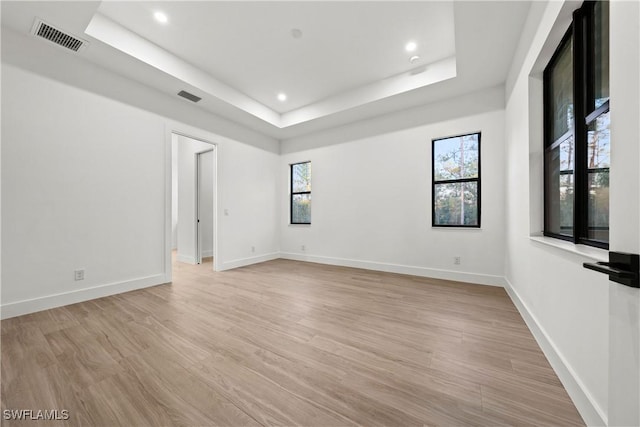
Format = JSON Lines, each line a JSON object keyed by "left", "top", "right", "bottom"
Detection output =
{"left": 1, "top": 63, "right": 164, "bottom": 315}
{"left": 1, "top": 27, "right": 278, "bottom": 153}
{"left": 503, "top": 1, "right": 608, "bottom": 423}
{"left": 171, "top": 137, "right": 179, "bottom": 249}
{"left": 215, "top": 136, "right": 281, "bottom": 269}
{"left": 198, "top": 150, "right": 215, "bottom": 258}
{"left": 503, "top": 0, "right": 640, "bottom": 424}
{"left": 607, "top": 2, "right": 640, "bottom": 425}
{"left": 280, "top": 103, "right": 506, "bottom": 286}
{"left": 281, "top": 85, "right": 506, "bottom": 153}
{"left": 1, "top": 63, "right": 280, "bottom": 318}
{"left": 176, "top": 135, "right": 214, "bottom": 264}
{"left": 0, "top": 52, "right": 3, "bottom": 315}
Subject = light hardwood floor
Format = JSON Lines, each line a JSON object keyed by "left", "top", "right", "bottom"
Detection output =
{"left": 1, "top": 256, "right": 584, "bottom": 426}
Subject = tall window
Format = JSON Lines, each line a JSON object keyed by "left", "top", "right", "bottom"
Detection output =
{"left": 290, "top": 161, "right": 311, "bottom": 224}
{"left": 544, "top": 1, "right": 609, "bottom": 248}
{"left": 432, "top": 133, "right": 481, "bottom": 227}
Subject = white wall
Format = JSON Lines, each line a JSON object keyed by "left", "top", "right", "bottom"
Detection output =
{"left": 2, "top": 63, "right": 165, "bottom": 313}
{"left": 280, "top": 103, "right": 506, "bottom": 286}
{"left": 199, "top": 150, "right": 215, "bottom": 258}
{"left": 3, "top": 6, "right": 639, "bottom": 423}
{"left": 503, "top": 2, "right": 608, "bottom": 423}
{"left": 1, "top": 63, "right": 280, "bottom": 318}
{"left": 607, "top": 1, "right": 640, "bottom": 425}
{"left": 503, "top": 1, "right": 640, "bottom": 425}
{"left": 1, "top": 28, "right": 277, "bottom": 154}
{"left": 216, "top": 138, "right": 281, "bottom": 269}
{"left": 171, "top": 137, "right": 179, "bottom": 249}
{"left": 176, "top": 135, "right": 213, "bottom": 263}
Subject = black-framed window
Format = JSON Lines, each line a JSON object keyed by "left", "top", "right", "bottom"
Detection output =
{"left": 432, "top": 132, "right": 481, "bottom": 227}
{"left": 290, "top": 161, "right": 311, "bottom": 224}
{"left": 544, "top": 1, "right": 609, "bottom": 248}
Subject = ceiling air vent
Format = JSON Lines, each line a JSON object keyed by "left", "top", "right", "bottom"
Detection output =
{"left": 31, "top": 19, "right": 88, "bottom": 52}
{"left": 178, "top": 90, "right": 202, "bottom": 103}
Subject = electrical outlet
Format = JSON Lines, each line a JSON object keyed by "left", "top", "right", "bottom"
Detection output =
{"left": 301, "top": 245, "right": 306, "bottom": 251}
{"left": 454, "top": 256, "right": 461, "bottom": 265}
{"left": 74, "top": 269, "right": 85, "bottom": 281}
{"left": 251, "top": 246, "right": 255, "bottom": 253}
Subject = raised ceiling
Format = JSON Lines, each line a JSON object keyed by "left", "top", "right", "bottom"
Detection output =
{"left": 1, "top": 1, "right": 532, "bottom": 140}
{"left": 97, "top": 1, "right": 456, "bottom": 114}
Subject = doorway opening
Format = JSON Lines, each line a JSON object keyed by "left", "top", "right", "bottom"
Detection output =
{"left": 171, "top": 132, "right": 217, "bottom": 272}
{"left": 195, "top": 149, "right": 214, "bottom": 264}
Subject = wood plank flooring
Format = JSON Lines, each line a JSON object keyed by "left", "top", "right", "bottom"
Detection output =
{"left": 1, "top": 256, "right": 585, "bottom": 426}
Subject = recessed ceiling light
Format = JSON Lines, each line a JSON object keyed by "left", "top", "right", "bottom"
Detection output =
{"left": 277, "top": 93, "right": 287, "bottom": 102}
{"left": 291, "top": 28, "right": 303, "bottom": 39}
{"left": 410, "top": 55, "right": 420, "bottom": 63}
{"left": 154, "top": 11, "right": 168, "bottom": 24}
{"left": 405, "top": 41, "right": 417, "bottom": 52}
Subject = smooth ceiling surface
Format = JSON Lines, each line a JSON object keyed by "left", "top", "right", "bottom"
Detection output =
{"left": 1, "top": 1, "right": 532, "bottom": 140}
{"left": 97, "top": 1, "right": 456, "bottom": 113}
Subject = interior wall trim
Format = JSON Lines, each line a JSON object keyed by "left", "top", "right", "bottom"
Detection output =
{"left": 0, "top": 274, "right": 167, "bottom": 320}
{"left": 201, "top": 250, "right": 214, "bottom": 258}
{"left": 279, "top": 252, "right": 505, "bottom": 287}
{"left": 219, "top": 252, "right": 281, "bottom": 271}
{"left": 176, "top": 254, "right": 197, "bottom": 265}
{"left": 503, "top": 277, "right": 607, "bottom": 427}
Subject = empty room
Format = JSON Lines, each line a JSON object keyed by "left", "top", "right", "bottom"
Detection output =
{"left": 1, "top": 1, "right": 639, "bottom": 426}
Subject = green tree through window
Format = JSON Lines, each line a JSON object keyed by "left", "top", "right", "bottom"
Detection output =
{"left": 544, "top": 0, "right": 609, "bottom": 248}
{"left": 432, "top": 133, "right": 481, "bottom": 227}
{"left": 291, "top": 162, "right": 311, "bottom": 224}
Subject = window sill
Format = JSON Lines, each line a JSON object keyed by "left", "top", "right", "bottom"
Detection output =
{"left": 529, "top": 235, "right": 608, "bottom": 262}
{"left": 289, "top": 224, "right": 311, "bottom": 227}
{"left": 432, "top": 227, "right": 482, "bottom": 230}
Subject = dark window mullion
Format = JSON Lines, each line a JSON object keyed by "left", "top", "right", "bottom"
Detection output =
{"left": 290, "top": 164, "right": 294, "bottom": 224}
{"left": 543, "top": 64, "right": 551, "bottom": 235}
{"left": 543, "top": 26, "right": 574, "bottom": 238}
{"left": 544, "top": 1, "right": 609, "bottom": 249}
{"left": 432, "top": 133, "right": 481, "bottom": 228}
{"left": 575, "top": 3, "right": 609, "bottom": 248}
{"left": 585, "top": 1, "right": 596, "bottom": 114}
{"left": 588, "top": 167, "right": 609, "bottom": 174}
{"left": 290, "top": 161, "right": 311, "bottom": 224}
{"left": 573, "top": 7, "right": 588, "bottom": 244}
{"left": 546, "top": 230, "right": 578, "bottom": 241}
{"left": 433, "top": 177, "right": 479, "bottom": 185}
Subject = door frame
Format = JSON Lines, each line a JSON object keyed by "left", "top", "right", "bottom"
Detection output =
{"left": 165, "top": 123, "right": 219, "bottom": 283}
{"left": 194, "top": 148, "right": 214, "bottom": 265}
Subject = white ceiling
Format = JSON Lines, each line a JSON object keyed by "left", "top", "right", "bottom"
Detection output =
{"left": 98, "top": 1, "right": 456, "bottom": 113}
{"left": 1, "top": 1, "right": 532, "bottom": 141}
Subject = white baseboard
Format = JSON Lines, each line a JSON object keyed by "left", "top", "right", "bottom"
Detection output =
{"left": 176, "top": 253, "right": 196, "bottom": 264}
{"left": 279, "top": 252, "right": 505, "bottom": 287}
{"left": 176, "top": 252, "right": 213, "bottom": 263}
{"left": 503, "top": 278, "right": 607, "bottom": 426}
{"left": 1, "top": 274, "right": 168, "bottom": 320}
{"left": 219, "top": 252, "right": 280, "bottom": 271}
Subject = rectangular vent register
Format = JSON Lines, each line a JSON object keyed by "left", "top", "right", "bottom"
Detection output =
{"left": 31, "top": 19, "right": 88, "bottom": 52}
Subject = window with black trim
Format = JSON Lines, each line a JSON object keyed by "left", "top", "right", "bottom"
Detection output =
{"left": 432, "top": 133, "right": 481, "bottom": 227}
{"left": 290, "top": 161, "right": 311, "bottom": 224}
{"left": 544, "top": 0, "right": 609, "bottom": 248}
